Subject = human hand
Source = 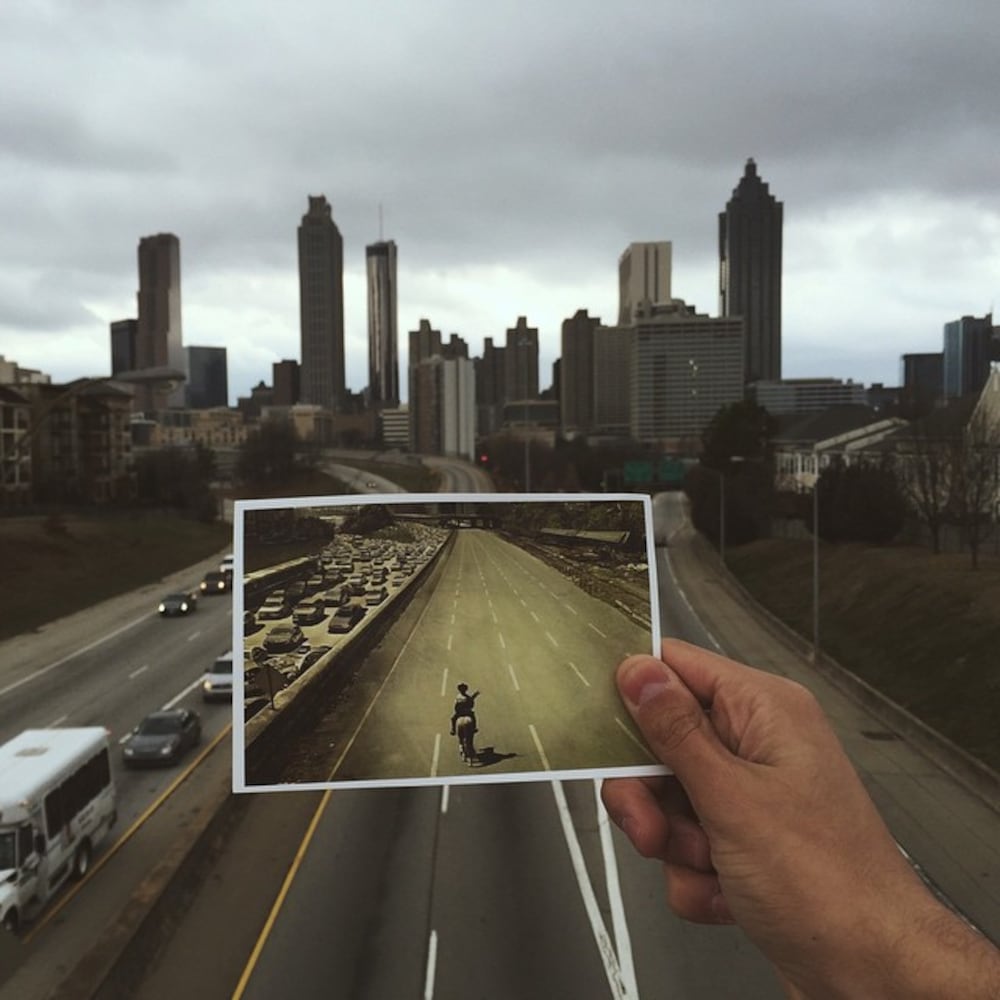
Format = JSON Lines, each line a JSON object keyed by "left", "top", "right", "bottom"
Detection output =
{"left": 602, "top": 639, "right": 1000, "bottom": 999}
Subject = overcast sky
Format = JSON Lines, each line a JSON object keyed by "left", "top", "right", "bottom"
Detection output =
{"left": 2, "top": 0, "right": 999, "bottom": 403}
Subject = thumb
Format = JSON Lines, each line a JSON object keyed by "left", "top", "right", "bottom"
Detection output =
{"left": 617, "top": 654, "right": 732, "bottom": 794}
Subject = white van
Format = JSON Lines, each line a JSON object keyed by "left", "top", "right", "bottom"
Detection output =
{"left": 0, "top": 728, "right": 117, "bottom": 933}
{"left": 202, "top": 650, "right": 234, "bottom": 702}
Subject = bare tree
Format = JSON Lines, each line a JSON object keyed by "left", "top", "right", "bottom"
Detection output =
{"left": 949, "top": 408, "right": 1000, "bottom": 570}
{"left": 895, "top": 421, "right": 954, "bottom": 554}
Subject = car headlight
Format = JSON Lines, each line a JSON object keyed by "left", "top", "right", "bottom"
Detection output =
{"left": 124, "top": 746, "right": 135, "bottom": 756}
{"left": 202, "top": 679, "right": 212, "bottom": 692}
{"left": 160, "top": 741, "right": 177, "bottom": 756}
{"left": 180, "top": 602, "right": 188, "bottom": 612}
{"left": 158, "top": 603, "right": 166, "bottom": 613}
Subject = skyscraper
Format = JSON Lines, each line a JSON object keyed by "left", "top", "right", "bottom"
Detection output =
{"left": 136, "top": 233, "right": 184, "bottom": 409}
{"left": 618, "top": 242, "right": 672, "bottom": 325}
{"left": 366, "top": 239, "right": 398, "bottom": 408}
{"left": 298, "top": 195, "right": 345, "bottom": 410}
{"left": 109, "top": 319, "right": 138, "bottom": 375}
{"left": 184, "top": 346, "right": 228, "bottom": 409}
{"left": 719, "top": 158, "right": 783, "bottom": 383}
{"left": 560, "top": 309, "right": 600, "bottom": 434}
{"left": 504, "top": 316, "right": 539, "bottom": 404}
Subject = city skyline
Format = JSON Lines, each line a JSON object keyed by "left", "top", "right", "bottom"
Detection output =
{"left": 1, "top": 4, "right": 998, "bottom": 403}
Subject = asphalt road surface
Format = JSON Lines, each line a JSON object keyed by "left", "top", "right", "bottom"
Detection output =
{"left": 4, "top": 471, "right": 995, "bottom": 1000}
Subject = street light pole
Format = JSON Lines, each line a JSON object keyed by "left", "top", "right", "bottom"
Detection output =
{"left": 524, "top": 399, "right": 530, "bottom": 493}
{"left": 812, "top": 458, "right": 820, "bottom": 663}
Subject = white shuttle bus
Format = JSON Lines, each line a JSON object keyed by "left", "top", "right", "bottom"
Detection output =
{"left": 0, "top": 727, "right": 117, "bottom": 933}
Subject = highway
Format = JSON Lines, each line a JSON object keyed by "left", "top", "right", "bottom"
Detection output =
{"left": 253, "top": 528, "right": 654, "bottom": 787}
{"left": 0, "top": 457, "right": 996, "bottom": 999}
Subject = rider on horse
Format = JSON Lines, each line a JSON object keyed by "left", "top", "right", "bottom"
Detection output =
{"left": 449, "top": 682, "right": 479, "bottom": 736}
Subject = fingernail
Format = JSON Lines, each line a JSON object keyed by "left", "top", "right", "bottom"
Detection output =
{"left": 619, "top": 657, "right": 673, "bottom": 709}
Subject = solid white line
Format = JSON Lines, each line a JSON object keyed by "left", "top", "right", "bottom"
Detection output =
{"left": 549, "top": 781, "right": 634, "bottom": 999}
{"left": 0, "top": 611, "right": 151, "bottom": 700}
{"left": 507, "top": 663, "right": 520, "bottom": 692}
{"left": 47, "top": 714, "right": 68, "bottom": 728}
{"left": 423, "top": 929, "right": 438, "bottom": 1000}
{"left": 440, "top": 784, "right": 450, "bottom": 815}
{"left": 568, "top": 661, "right": 590, "bottom": 687}
{"left": 431, "top": 733, "right": 441, "bottom": 778}
{"left": 129, "top": 664, "right": 148, "bottom": 680}
{"left": 529, "top": 723, "right": 550, "bottom": 770}
{"left": 588, "top": 623, "right": 608, "bottom": 639}
{"left": 594, "top": 780, "right": 639, "bottom": 997}
{"left": 545, "top": 631, "right": 558, "bottom": 647}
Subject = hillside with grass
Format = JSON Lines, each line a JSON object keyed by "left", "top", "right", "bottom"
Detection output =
{"left": 726, "top": 538, "right": 1000, "bottom": 772}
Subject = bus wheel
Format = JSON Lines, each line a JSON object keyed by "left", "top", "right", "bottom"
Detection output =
{"left": 2, "top": 909, "right": 18, "bottom": 934}
{"left": 72, "top": 840, "right": 92, "bottom": 880}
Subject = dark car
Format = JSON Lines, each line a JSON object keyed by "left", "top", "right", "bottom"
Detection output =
{"left": 122, "top": 709, "right": 202, "bottom": 767}
{"left": 158, "top": 591, "right": 198, "bottom": 616}
{"left": 292, "top": 602, "right": 325, "bottom": 626}
{"left": 257, "top": 596, "right": 289, "bottom": 621}
{"left": 327, "top": 603, "right": 366, "bottom": 634}
{"left": 200, "top": 571, "right": 230, "bottom": 595}
{"left": 263, "top": 623, "right": 306, "bottom": 652}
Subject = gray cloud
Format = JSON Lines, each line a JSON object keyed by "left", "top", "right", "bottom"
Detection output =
{"left": 0, "top": 0, "right": 998, "bottom": 397}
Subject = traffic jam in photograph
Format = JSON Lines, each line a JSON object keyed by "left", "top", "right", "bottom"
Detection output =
{"left": 234, "top": 493, "right": 662, "bottom": 791}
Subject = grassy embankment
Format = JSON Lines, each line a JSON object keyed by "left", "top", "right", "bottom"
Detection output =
{"left": 2, "top": 462, "right": 441, "bottom": 641}
{"left": 725, "top": 538, "right": 1000, "bottom": 773}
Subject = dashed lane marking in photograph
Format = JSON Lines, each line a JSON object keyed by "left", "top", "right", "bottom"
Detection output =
{"left": 129, "top": 664, "right": 148, "bottom": 680}
{"left": 545, "top": 631, "right": 559, "bottom": 647}
{"left": 424, "top": 928, "right": 439, "bottom": 1000}
{"left": 530, "top": 610, "right": 540, "bottom": 623}
{"left": 614, "top": 717, "right": 657, "bottom": 762}
{"left": 568, "top": 661, "right": 590, "bottom": 687}
{"left": 588, "top": 622, "right": 608, "bottom": 639}
{"left": 430, "top": 733, "right": 441, "bottom": 778}
{"left": 507, "top": 663, "right": 520, "bottom": 691}
{"left": 529, "top": 724, "right": 551, "bottom": 770}
{"left": 490, "top": 607, "right": 498, "bottom": 624}
{"left": 47, "top": 715, "right": 68, "bottom": 728}
{"left": 440, "top": 668, "right": 449, "bottom": 696}
{"left": 447, "top": 633, "right": 453, "bottom": 651}
{"left": 186, "top": 630, "right": 201, "bottom": 642}
{"left": 563, "top": 603, "right": 579, "bottom": 616}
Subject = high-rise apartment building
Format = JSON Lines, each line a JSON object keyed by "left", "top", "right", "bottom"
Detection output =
{"left": 410, "top": 355, "right": 476, "bottom": 460}
{"left": 942, "top": 313, "right": 996, "bottom": 398}
{"left": 630, "top": 302, "right": 745, "bottom": 445}
{"left": 560, "top": 309, "right": 600, "bottom": 434}
{"left": 298, "top": 195, "right": 345, "bottom": 410}
{"left": 136, "top": 233, "right": 184, "bottom": 409}
{"left": 366, "top": 240, "right": 398, "bottom": 408}
{"left": 184, "top": 346, "right": 228, "bottom": 409}
{"left": 719, "top": 158, "right": 783, "bottom": 383}
{"left": 618, "top": 243, "right": 672, "bottom": 325}
{"left": 504, "top": 317, "right": 539, "bottom": 404}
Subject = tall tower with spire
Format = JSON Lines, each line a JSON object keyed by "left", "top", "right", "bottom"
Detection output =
{"left": 719, "top": 158, "right": 783, "bottom": 383}
{"left": 298, "top": 195, "right": 346, "bottom": 410}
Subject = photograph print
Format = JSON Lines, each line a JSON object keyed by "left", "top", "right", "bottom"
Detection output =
{"left": 234, "top": 492, "right": 664, "bottom": 791}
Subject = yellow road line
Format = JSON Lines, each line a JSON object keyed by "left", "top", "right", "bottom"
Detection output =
{"left": 23, "top": 723, "right": 232, "bottom": 944}
{"left": 230, "top": 790, "right": 332, "bottom": 1000}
